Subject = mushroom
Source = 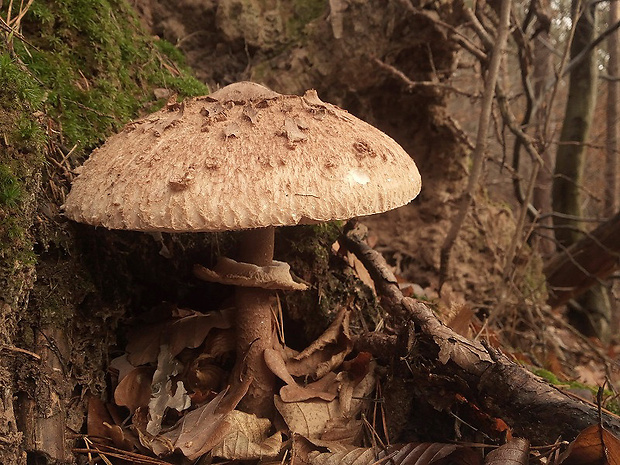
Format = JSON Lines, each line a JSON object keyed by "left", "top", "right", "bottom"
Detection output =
{"left": 63, "top": 82, "right": 421, "bottom": 418}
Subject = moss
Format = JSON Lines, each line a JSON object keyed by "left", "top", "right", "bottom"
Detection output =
{"left": 7, "top": 0, "right": 207, "bottom": 152}
{"left": 0, "top": 0, "right": 207, "bottom": 328}
{"left": 287, "top": 0, "right": 327, "bottom": 41}
{"left": 0, "top": 166, "right": 22, "bottom": 208}
{"left": 277, "top": 222, "right": 384, "bottom": 346}
{"left": 532, "top": 368, "right": 620, "bottom": 414}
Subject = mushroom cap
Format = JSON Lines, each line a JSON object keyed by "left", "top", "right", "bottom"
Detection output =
{"left": 63, "top": 82, "right": 421, "bottom": 232}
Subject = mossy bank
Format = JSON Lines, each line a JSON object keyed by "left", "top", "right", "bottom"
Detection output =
{"left": 0, "top": 1, "right": 206, "bottom": 463}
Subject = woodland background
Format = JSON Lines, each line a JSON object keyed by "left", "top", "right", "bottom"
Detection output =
{"left": 0, "top": 0, "right": 619, "bottom": 463}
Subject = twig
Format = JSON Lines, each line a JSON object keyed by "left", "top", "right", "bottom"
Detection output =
{"left": 504, "top": 162, "right": 540, "bottom": 279}
{"left": 439, "top": 0, "right": 512, "bottom": 292}
{"left": 372, "top": 58, "right": 477, "bottom": 98}
{"left": 562, "top": 18, "right": 620, "bottom": 77}
{"left": 0, "top": 344, "right": 41, "bottom": 360}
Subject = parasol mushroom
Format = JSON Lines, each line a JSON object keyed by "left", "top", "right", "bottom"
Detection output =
{"left": 63, "top": 82, "right": 421, "bottom": 417}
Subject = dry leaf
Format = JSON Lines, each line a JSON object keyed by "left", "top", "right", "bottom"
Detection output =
{"left": 560, "top": 423, "right": 620, "bottom": 464}
{"left": 265, "top": 348, "right": 339, "bottom": 402}
{"left": 136, "top": 377, "right": 252, "bottom": 458}
{"left": 147, "top": 345, "right": 191, "bottom": 435}
{"left": 167, "top": 310, "right": 233, "bottom": 358}
{"left": 290, "top": 434, "right": 317, "bottom": 465}
{"left": 87, "top": 395, "right": 114, "bottom": 441}
{"left": 211, "top": 410, "right": 282, "bottom": 459}
{"left": 109, "top": 354, "right": 135, "bottom": 384}
{"left": 280, "top": 372, "right": 340, "bottom": 403}
{"left": 484, "top": 438, "right": 528, "bottom": 464}
{"left": 203, "top": 328, "right": 235, "bottom": 359}
{"left": 275, "top": 396, "right": 340, "bottom": 440}
{"left": 306, "top": 442, "right": 474, "bottom": 465}
{"left": 275, "top": 365, "right": 375, "bottom": 446}
{"left": 103, "top": 422, "right": 135, "bottom": 451}
{"left": 126, "top": 321, "right": 167, "bottom": 366}
{"left": 186, "top": 357, "right": 226, "bottom": 404}
{"left": 435, "top": 331, "right": 493, "bottom": 367}
{"left": 126, "top": 308, "right": 233, "bottom": 365}
{"left": 114, "top": 366, "right": 155, "bottom": 412}
{"left": 446, "top": 304, "right": 474, "bottom": 338}
{"left": 337, "top": 361, "right": 376, "bottom": 416}
{"left": 286, "top": 306, "right": 353, "bottom": 379}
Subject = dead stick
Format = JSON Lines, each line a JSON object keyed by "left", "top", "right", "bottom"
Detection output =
{"left": 344, "top": 225, "right": 620, "bottom": 443}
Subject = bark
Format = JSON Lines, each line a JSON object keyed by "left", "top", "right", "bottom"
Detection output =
{"left": 344, "top": 225, "right": 620, "bottom": 444}
{"left": 551, "top": 0, "right": 611, "bottom": 339}
{"left": 552, "top": 0, "right": 597, "bottom": 247}
{"left": 545, "top": 209, "right": 620, "bottom": 308}
{"left": 606, "top": 0, "right": 619, "bottom": 217}
{"left": 16, "top": 327, "right": 70, "bottom": 464}
{"left": 531, "top": 0, "right": 556, "bottom": 257}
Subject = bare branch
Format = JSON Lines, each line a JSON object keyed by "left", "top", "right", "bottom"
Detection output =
{"left": 371, "top": 58, "right": 478, "bottom": 98}
{"left": 439, "top": 1, "right": 513, "bottom": 291}
{"left": 563, "top": 18, "right": 620, "bottom": 77}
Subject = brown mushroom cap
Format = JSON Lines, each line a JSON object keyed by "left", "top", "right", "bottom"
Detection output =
{"left": 63, "top": 82, "right": 421, "bottom": 232}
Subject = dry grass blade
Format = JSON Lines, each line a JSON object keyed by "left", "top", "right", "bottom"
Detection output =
{"left": 73, "top": 444, "right": 170, "bottom": 464}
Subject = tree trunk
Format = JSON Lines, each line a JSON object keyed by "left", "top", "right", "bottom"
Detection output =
{"left": 552, "top": 0, "right": 597, "bottom": 246}
{"left": 531, "top": 0, "right": 556, "bottom": 257}
{"left": 551, "top": 0, "right": 610, "bottom": 339}
{"left": 606, "top": 0, "right": 619, "bottom": 216}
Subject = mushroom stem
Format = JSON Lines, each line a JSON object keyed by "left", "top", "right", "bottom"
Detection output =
{"left": 234, "top": 226, "right": 276, "bottom": 417}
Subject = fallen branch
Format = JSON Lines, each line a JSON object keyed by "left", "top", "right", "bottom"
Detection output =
{"left": 344, "top": 224, "right": 620, "bottom": 444}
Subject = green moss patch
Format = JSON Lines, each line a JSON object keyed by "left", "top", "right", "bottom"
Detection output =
{"left": 0, "top": 0, "right": 207, "bottom": 334}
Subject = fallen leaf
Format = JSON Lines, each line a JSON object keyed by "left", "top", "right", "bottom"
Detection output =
{"left": 275, "top": 364, "right": 375, "bottom": 445}
{"left": 147, "top": 345, "right": 191, "bottom": 435}
{"left": 286, "top": 306, "right": 353, "bottom": 379}
{"left": 103, "top": 422, "right": 135, "bottom": 451}
{"left": 306, "top": 442, "right": 477, "bottom": 465}
{"left": 280, "top": 372, "right": 340, "bottom": 403}
{"left": 265, "top": 347, "right": 340, "bottom": 402}
{"left": 126, "top": 308, "right": 233, "bottom": 365}
{"left": 211, "top": 410, "right": 282, "bottom": 459}
{"left": 109, "top": 354, "right": 135, "bottom": 384}
{"left": 114, "top": 366, "right": 155, "bottom": 412}
{"left": 484, "top": 438, "right": 529, "bottom": 464}
{"left": 560, "top": 423, "right": 620, "bottom": 464}
{"left": 87, "top": 395, "right": 114, "bottom": 442}
{"left": 186, "top": 356, "right": 226, "bottom": 403}
{"left": 275, "top": 396, "right": 340, "bottom": 440}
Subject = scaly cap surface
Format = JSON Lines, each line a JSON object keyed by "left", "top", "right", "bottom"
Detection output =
{"left": 63, "top": 82, "right": 421, "bottom": 232}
